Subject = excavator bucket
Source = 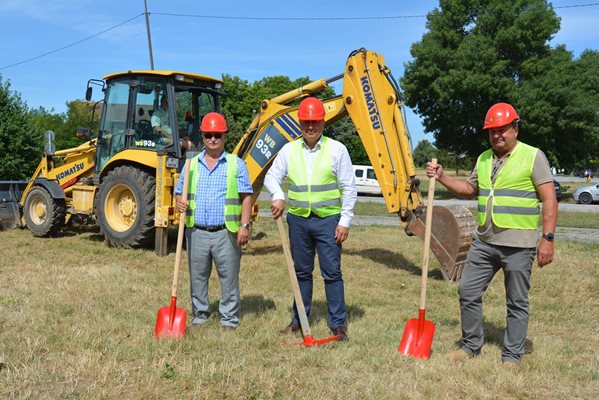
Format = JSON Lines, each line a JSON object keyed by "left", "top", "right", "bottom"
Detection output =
{"left": 405, "top": 205, "right": 476, "bottom": 281}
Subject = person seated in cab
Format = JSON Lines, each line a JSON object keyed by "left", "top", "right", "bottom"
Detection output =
{"left": 151, "top": 96, "right": 173, "bottom": 146}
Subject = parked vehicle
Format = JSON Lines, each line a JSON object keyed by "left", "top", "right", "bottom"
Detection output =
{"left": 573, "top": 182, "right": 599, "bottom": 204}
{"left": 353, "top": 165, "right": 382, "bottom": 195}
{"left": 553, "top": 180, "right": 562, "bottom": 201}
{"left": 0, "top": 181, "right": 27, "bottom": 230}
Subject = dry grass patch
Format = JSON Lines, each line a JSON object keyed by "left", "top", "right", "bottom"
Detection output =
{"left": 1, "top": 222, "right": 598, "bottom": 399}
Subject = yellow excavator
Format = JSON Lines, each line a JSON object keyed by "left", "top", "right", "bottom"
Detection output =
{"left": 233, "top": 48, "right": 475, "bottom": 281}
{"left": 19, "top": 48, "right": 475, "bottom": 281}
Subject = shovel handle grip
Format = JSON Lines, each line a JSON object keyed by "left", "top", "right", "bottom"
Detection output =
{"left": 171, "top": 159, "right": 191, "bottom": 298}
{"left": 419, "top": 158, "right": 437, "bottom": 310}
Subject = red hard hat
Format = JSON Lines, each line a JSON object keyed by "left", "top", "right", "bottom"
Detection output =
{"left": 483, "top": 103, "right": 520, "bottom": 129}
{"left": 298, "top": 97, "right": 326, "bottom": 121}
{"left": 200, "top": 112, "right": 227, "bottom": 133}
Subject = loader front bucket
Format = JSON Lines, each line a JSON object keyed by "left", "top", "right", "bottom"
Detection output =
{"left": 405, "top": 205, "right": 476, "bottom": 282}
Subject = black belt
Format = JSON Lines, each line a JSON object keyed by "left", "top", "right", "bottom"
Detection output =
{"left": 195, "top": 224, "right": 226, "bottom": 232}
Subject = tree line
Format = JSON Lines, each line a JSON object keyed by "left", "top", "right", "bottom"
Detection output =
{"left": 1, "top": 0, "right": 597, "bottom": 180}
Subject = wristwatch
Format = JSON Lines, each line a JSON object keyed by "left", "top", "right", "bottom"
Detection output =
{"left": 542, "top": 232, "right": 554, "bottom": 241}
{"left": 240, "top": 223, "right": 251, "bottom": 230}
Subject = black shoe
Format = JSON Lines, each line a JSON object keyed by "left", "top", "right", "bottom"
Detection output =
{"left": 333, "top": 327, "right": 349, "bottom": 342}
{"left": 280, "top": 322, "right": 301, "bottom": 335}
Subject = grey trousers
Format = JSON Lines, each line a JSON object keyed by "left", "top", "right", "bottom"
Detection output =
{"left": 186, "top": 227, "right": 241, "bottom": 327}
{"left": 458, "top": 237, "right": 536, "bottom": 362}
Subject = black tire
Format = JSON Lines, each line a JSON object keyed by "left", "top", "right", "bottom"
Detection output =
{"left": 579, "top": 192, "right": 593, "bottom": 205}
{"left": 96, "top": 165, "right": 155, "bottom": 248}
{"left": 23, "top": 186, "right": 66, "bottom": 237}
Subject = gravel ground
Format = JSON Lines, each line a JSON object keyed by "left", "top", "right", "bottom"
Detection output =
{"left": 257, "top": 208, "right": 599, "bottom": 244}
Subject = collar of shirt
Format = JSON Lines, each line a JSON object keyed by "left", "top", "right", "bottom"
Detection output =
{"left": 301, "top": 136, "right": 324, "bottom": 152}
{"left": 491, "top": 141, "right": 519, "bottom": 181}
{"left": 198, "top": 150, "right": 226, "bottom": 169}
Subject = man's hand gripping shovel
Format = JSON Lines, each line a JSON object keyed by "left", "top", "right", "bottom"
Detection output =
{"left": 276, "top": 217, "right": 339, "bottom": 347}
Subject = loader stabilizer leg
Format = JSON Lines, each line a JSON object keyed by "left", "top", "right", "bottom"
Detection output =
{"left": 155, "top": 227, "right": 168, "bottom": 256}
{"left": 405, "top": 205, "right": 476, "bottom": 281}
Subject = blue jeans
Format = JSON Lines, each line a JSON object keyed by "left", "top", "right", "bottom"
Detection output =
{"left": 287, "top": 213, "right": 346, "bottom": 331}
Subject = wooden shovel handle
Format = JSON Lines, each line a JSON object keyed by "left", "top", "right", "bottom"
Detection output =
{"left": 277, "top": 217, "right": 312, "bottom": 336}
{"left": 171, "top": 159, "right": 191, "bottom": 298}
{"left": 419, "top": 158, "right": 437, "bottom": 310}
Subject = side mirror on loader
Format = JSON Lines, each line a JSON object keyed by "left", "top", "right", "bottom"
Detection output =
{"left": 76, "top": 128, "right": 90, "bottom": 138}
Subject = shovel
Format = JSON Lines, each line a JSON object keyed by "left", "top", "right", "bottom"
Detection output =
{"left": 276, "top": 217, "right": 339, "bottom": 347}
{"left": 154, "top": 159, "right": 191, "bottom": 339}
{"left": 398, "top": 158, "right": 437, "bottom": 359}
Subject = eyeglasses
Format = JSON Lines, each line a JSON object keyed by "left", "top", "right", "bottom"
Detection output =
{"left": 203, "top": 133, "right": 224, "bottom": 140}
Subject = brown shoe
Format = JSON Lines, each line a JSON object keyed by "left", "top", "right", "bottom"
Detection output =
{"left": 222, "top": 325, "right": 237, "bottom": 331}
{"left": 280, "top": 322, "right": 301, "bottom": 335}
{"left": 333, "top": 327, "right": 349, "bottom": 342}
{"left": 448, "top": 349, "right": 474, "bottom": 361}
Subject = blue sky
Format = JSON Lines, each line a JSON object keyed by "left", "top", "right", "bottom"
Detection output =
{"left": 1, "top": 0, "right": 597, "bottom": 147}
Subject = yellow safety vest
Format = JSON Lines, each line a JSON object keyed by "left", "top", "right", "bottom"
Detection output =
{"left": 476, "top": 142, "right": 539, "bottom": 229}
{"left": 288, "top": 136, "right": 341, "bottom": 218}
{"left": 185, "top": 153, "right": 241, "bottom": 232}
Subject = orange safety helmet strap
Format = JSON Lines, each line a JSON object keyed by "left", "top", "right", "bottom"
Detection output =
{"left": 200, "top": 112, "right": 228, "bottom": 133}
{"left": 298, "top": 97, "right": 326, "bottom": 121}
{"left": 483, "top": 103, "right": 520, "bottom": 130}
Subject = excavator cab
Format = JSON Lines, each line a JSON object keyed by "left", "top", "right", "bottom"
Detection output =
{"left": 92, "top": 71, "right": 223, "bottom": 173}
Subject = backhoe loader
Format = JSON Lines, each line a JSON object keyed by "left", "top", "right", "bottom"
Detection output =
{"left": 19, "top": 48, "right": 475, "bottom": 281}
{"left": 20, "top": 70, "right": 224, "bottom": 255}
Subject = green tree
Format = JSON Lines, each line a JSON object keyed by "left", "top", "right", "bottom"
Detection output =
{"left": 412, "top": 139, "right": 437, "bottom": 167}
{"left": 325, "top": 115, "right": 369, "bottom": 165}
{"left": 517, "top": 48, "right": 599, "bottom": 170}
{"left": 0, "top": 77, "right": 43, "bottom": 180}
{"left": 221, "top": 74, "right": 335, "bottom": 152}
{"left": 402, "top": 0, "right": 561, "bottom": 160}
{"left": 61, "top": 101, "right": 96, "bottom": 149}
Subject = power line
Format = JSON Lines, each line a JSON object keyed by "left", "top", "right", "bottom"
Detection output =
{"left": 555, "top": 2, "right": 599, "bottom": 8}
{"left": 0, "top": 13, "right": 144, "bottom": 71}
{"left": 1, "top": 3, "right": 598, "bottom": 71}
{"left": 151, "top": 2, "right": 599, "bottom": 20}
{"left": 151, "top": 12, "right": 427, "bottom": 20}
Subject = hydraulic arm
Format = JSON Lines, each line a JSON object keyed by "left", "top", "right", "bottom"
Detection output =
{"left": 233, "top": 48, "right": 476, "bottom": 281}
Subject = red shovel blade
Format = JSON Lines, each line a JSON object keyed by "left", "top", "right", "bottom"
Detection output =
{"left": 154, "top": 296, "right": 187, "bottom": 339}
{"left": 288, "top": 335, "right": 340, "bottom": 347}
{"left": 398, "top": 309, "right": 435, "bottom": 359}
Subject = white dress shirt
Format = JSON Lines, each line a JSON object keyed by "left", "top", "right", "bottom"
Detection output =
{"left": 264, "top": 136, "right": 357, "bottom": 228}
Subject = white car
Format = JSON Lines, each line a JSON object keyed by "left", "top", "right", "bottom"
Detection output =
{"left": 573, "top": 183, "right": 599, "bottom": 204}
{"left": 353, "top": 165, "right": 382, "bottom": 195}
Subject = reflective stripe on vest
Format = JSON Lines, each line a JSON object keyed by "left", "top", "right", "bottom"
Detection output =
{"left": 185, "top": 153, "right": 241, "bottom": 232}
{"left": 476, "top": 142, "right": 539, "bottom": 229}
{"left": 287, "top": 136, "right": 341, "bottom": 218}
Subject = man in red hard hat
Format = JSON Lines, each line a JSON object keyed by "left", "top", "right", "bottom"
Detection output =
{"left": 426, "top": 102, "right": 558, "bottom": 367}
{"left": 175, "top": 112, "right": 253, "bottom": 331}
{"left": 264, "top": 97, "right": 357, "bottom": 341}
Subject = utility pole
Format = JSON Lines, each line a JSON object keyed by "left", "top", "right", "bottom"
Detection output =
{"left": 143, "top": 0, "right": 155, "bottom": 70}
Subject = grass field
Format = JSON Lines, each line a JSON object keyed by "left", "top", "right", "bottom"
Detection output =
{"left": 1, "top": 216, "right": 598, "bottom": 399}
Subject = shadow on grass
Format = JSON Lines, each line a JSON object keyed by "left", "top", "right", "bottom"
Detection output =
{"left": 278, "top": 300, "right": 365, "bottom": 328}
{"left": 345, "top": 247, "right": 445, "bottom": 281}
{"left": 447, "top": 319, "right": 535, "bottom": 354}
{"left": 240, "top": 295, "right": 276, "bottom": 316}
